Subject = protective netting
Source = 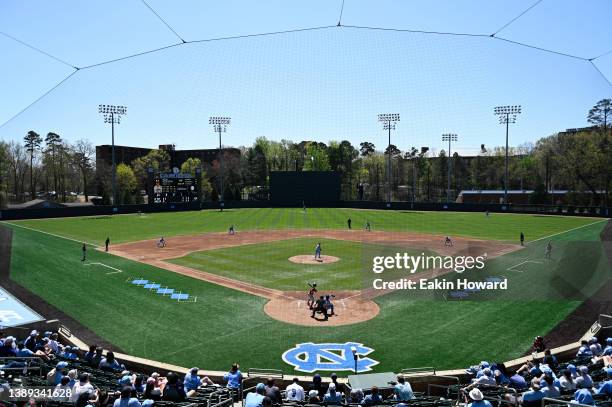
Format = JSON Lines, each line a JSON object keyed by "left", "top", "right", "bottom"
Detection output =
{"left": 0, "top": 0, "right": 610, "bottom": 151}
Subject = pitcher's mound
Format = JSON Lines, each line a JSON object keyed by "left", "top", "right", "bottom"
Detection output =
{"left": 289, "top": 255, "right": 340, "bottom": 264}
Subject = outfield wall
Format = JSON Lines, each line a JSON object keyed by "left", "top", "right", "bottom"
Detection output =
{"left": 0, "top": 200, "right": 609, "bottom": 220}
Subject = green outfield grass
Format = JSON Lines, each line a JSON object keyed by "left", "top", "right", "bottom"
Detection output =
{"left": 169, "top": 238, "right": 436, "bottom": 291}
{"left": 8, "top": 208, "right": 602, "bottom": 245}
{"left": 3, "top": 210, "right": 610, "bottom": 375}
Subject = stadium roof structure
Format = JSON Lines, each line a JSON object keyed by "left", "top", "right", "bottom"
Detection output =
{"left": 1, "top": 1, "right": 610, "bottom": 150}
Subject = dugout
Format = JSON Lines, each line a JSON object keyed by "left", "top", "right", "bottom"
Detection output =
{"left": 270, "top": 171, "right": 341, "bottom": 206}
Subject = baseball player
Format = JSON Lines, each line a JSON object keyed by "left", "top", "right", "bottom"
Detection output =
{"left": 81, "top": 243, "right": 87, "bottom": 262}
{"left": 520, "top": 232, "right": 525, "bottom": 246}
{"left": 545, "top": 241, "right": 552, "bottom": 259}
{"left": 311, "top": 296, "right": 328, "bottom": 321}
{"left": 229, "top": 225, "right": 236, "bottom": 235}
{"left": 157, "top": 237, "right": 166, "bottom": 248}
{"left": 307, "top": 283, "right": 318, "bottom": 309}
{"left": 324, "top": 295, "right": 335, "bottom": 316}
{"left": 105, "top": 237, "right": 110, "bottom": 252}
{"left": 365, "top": 221, "right": 371, "bottom": 231}
{"left": 444, "top": 236, "right": 453, "bottom": 247}
{"left": 314, "top": 242, "right": 322, "bottom": 260}
{"left": 347, "top": 218, "right": 352, "bottom": 229}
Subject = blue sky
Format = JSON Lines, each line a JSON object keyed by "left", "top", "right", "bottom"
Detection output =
{"left": 0, "top": 0, "right": 610, "bottom": 156}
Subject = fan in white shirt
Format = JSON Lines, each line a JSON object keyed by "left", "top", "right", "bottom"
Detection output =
{"left": 285, "top": 378, "right": 305, "bottom": 401}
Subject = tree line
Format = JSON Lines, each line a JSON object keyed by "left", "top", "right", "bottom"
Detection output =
{"left": 1, "top": 98, "right": 609, "bottom": 208}
{"left": 0, "top": 132, "right": 95, "bottom": 207}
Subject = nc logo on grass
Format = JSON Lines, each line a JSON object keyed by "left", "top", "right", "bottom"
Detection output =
{"left": 282, "top": 342, "right": 378, "bottom": 373}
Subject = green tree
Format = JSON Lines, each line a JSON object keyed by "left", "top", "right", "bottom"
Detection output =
{"left": 360, "top": 142, "right": 375, "bottom": 157}
{"left": 116, "top": 163, "right": 137, "bottom": 204}
{"left": 587, "top": 98, "right": 611, "bottom": 205}
{"left": 303, "top": 143, "right": 330, "bottom": 171}
{"left": 588, "top": 98, "right": 612, "bottom": 129}
{"left": 44, "top": 132, "right": 62, "bottom": 195}
{"left": 180, "top": 157, "right": 213, "bottom": 200}
{"left": 23, "top": 130, "right": 42, "bottom": 199}
{"left": 131, "top": 149, "right": 171, "bottom": 190}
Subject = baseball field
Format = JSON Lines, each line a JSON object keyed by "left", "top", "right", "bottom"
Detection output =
{"left": 2, "top": 208, "right": 610, "bottom": 375}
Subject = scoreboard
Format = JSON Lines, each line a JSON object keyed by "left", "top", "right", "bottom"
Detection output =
{"left": 148, "top": 169, "right": 201, "bottom": 204}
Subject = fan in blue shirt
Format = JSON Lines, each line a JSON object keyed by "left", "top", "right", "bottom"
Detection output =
{"left": 244, "top": 383, "right": 265, "bottom": 407}
{"left": 224, "top": 364, "right": 243, "bottom": 390}
{"left": 596, "top": 368, "right": 612, "bottom": 397}
{"left": 394, "top": 376, "right": 414, "bottom": 401}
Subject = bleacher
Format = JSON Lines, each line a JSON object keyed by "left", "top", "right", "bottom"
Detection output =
{"left": 0, "top": 328, "right": 610, "bottom": 407}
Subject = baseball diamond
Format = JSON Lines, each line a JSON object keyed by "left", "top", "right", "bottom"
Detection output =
{"left": 2, "top": 208, "right": 610, "bottom": 375}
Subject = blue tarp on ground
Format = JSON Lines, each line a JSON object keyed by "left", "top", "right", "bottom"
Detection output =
{"left": 0, "top": 286, "right": 45, "bottom": 327}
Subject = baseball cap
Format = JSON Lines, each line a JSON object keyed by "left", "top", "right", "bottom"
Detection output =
{"left": 328, "top": 383, "right": 336, "bottom": 390}
{"left": 579, "top": 366, "right": 589, "bottom": 374}
{"left": 119, "top": 375, "right": 132, "bottom": 386}
{"left": 308, "top": 390, "right": 318, "bottom": 398}
{"left": 56, "top": 361, "right": 68, "bottom": 369}
{"left": 469, "top": 388, "right": 484, "bottom": 401}
{"left": 256, "top": 383, "right": 266, "bottom": 392}
{"left": 567, "top": 364, "right": 577, "bottom": 373}
{"left": 606, "top": 337, "right": 612, "bottom": 345}
{"left": 30, "top": 330, "right": 38, "bottom": 336}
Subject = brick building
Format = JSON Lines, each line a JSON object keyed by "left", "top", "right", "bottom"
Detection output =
{"left": 95, "top": 144, "right": 240, "bottom": 171}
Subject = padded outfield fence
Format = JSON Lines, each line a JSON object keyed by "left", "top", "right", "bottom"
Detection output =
{"left": 0, "top": 200, "right": 609, "bottom": 221}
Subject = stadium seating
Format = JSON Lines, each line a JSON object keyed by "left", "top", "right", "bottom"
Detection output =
{"left": 0, "top": 330, "right": 611, "bottom": 407}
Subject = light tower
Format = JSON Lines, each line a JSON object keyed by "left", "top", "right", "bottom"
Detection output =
{"left": 209, "top": 116, "right": 231, "bottom": 207}
{"left": 98, "top": 104, "right": 127, "bottom": 206}
{"left": 378, "top": 113, "right": 400, "bottom": 205}
{"left": 441, "top": 134, "right": 458, "bottom": 203}
{"left": 494, "top": 105, "right": 522, "bottom": 204}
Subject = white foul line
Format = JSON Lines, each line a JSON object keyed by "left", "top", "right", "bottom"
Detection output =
{"left": 507, "top": 260, "right": 543, "bottom": 273}
{"left": 83, "top": 262, "right": 123, "bottom": 274}
{"left": 527, "top": 219, "right": 608, "bottom": 245}
{"left": 1, "top": 221, "right": 100, "bottom": 248}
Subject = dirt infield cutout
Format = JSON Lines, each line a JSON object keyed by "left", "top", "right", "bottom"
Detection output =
{"left": 288, "top": 255, "right": 340, "bottom": 264}
{"left": 106, "top": 229, "right": 521, "bottom": 326}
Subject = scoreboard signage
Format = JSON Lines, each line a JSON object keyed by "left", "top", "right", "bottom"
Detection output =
{"left": 149, "top": 170, "right": 200, "bottom": 204}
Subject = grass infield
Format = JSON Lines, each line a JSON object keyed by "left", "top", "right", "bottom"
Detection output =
{"left": 3, "top": 209, "right": 610, "bottom": 374}
{"left": 168, "top": 237, "right": 437, "bottom": 291}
